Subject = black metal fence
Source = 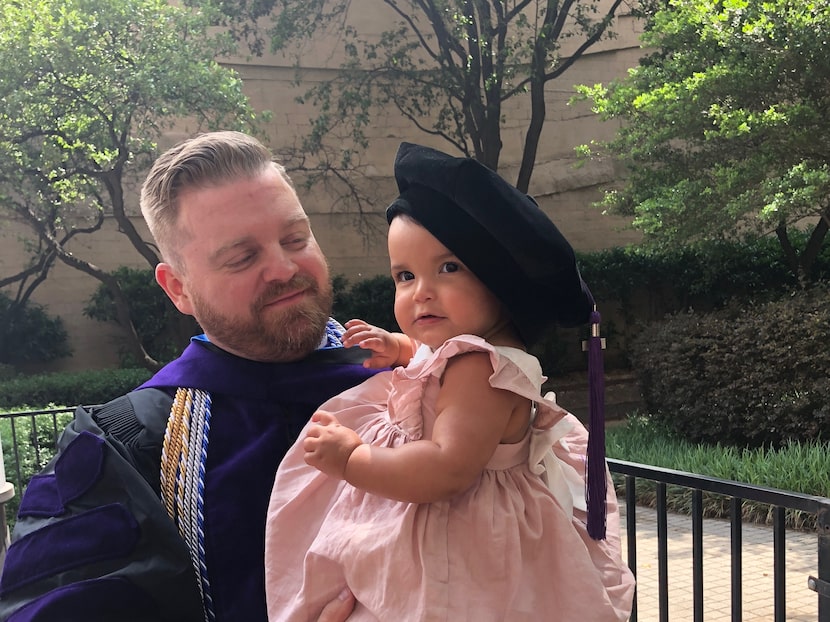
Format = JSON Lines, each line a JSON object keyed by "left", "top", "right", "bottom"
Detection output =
{"left": 1, "top": 409, "right": 829, "bottom": 620}
{"left": 610, "top": 458, "right": 830, "bottom": 622}
{"left": 0, "top": 407, "right": 75, "bottom": 497}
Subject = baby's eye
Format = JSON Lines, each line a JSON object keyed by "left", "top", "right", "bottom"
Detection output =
{"left": 440, "top": 262, "right": 460, "bottom": 273}
{"left": 395, "top": 270, "right": 414, "bottom": 282}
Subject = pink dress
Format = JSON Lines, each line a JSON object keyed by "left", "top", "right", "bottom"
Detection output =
{"left": 265, "top": 335, "right": 635, "bottom": 621}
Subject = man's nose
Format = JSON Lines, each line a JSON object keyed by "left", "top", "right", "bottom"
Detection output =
{"left": 262, "top": 245, "right": 299, "bottom": 282}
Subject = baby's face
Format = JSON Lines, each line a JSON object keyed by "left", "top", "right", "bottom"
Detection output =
{"left": 388, "top": 216, "right": 509, "bottom": 349}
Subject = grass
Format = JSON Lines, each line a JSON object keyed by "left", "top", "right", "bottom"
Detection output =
{"left": 606, "top": 414, "right": 830, "bottom": 531}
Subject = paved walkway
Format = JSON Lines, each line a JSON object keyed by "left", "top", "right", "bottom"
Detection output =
{"left": 621, "top": 505, "right": 818, "bottom": 621}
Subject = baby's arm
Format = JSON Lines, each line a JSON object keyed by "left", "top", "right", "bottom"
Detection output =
{"left": 304, "top": 352, "right": 520, "bottom": 503}
{"left": 341, "top": 319, "right": 416, "bottom": 368}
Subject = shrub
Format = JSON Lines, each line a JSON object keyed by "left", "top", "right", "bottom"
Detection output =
{"left": 332, "top": 274, "right": 399, "bottom": 331}
{"left": 84, "top": 267, "right": 199, "bottom": 366}
{"left": 0, "top": 368, "right": 152, "bottom": 409}
{"left": 0, "top": 292, "right": 71, "bottom": 367}
{"left": 0, "top": 364, "right": 17, "bottom": 382}
{"left": 576, "top": 231, "right": 830, "bottom": 371}
{"left": 630, "top": 284, "right": 830, "bottom": 447}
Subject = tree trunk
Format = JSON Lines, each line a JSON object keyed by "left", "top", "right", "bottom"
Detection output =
{"left": 49, "top": 238, "right": 162, "bottom": 371}
{"left": 775, "top": 224, "right": 803, "bottom": 283}
{"left": 103, "top": 167, "right": 160, "bottom": 268}
{"left": 799, "top": 204, "right": 830, "bottom": 279}
{"left": 516, "top": 55, "right": 547, "bottom": 193}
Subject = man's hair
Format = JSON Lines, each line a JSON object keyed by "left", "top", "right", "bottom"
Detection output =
{"left": 140, "top": 131, "right": 293, "bottom": 267}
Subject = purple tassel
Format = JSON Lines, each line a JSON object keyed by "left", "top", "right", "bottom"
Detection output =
{"left": 586, "top": 309, "right": 607, "bottom": 540}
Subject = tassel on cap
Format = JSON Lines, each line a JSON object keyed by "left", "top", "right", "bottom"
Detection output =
{"left": 586, "top": 305, "right": 607, "bottom": 540}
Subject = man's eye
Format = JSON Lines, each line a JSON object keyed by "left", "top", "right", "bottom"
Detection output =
{"left": 227, "top": 252, "right": 255, "bottom": 268}
{"left": 282, "top": 236, "right": 308, "bottom": 249}
{"left": 440, "top": 262, "right": 459, "bottom": 273}
{"left": 395, "top": 270, "right": 414, "bottom": 282}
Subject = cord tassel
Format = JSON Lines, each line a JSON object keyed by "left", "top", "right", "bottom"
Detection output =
{"left": 586, "top": 308, "right": 607, "bottom": 540}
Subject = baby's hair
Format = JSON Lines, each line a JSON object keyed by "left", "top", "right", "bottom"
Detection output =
{"left": 387, "top": 210, "right": 418, "bottom": 225}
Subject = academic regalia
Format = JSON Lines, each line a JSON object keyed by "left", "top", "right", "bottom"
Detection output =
{"left": 0, "top": 332, "right": 379, "bottom": 622}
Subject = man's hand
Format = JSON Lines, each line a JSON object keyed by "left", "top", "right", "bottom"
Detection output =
{"left": 341, "top": 319, "right": 414, "bottom": 368}
{"left": 316, "top": 588, "right": 356, "bottom": 622}
{"left": 303, "top": 411, "right": 363, "bottom": 478}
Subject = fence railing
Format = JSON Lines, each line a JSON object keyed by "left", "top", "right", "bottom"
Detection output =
{"left": 0, "top": 407, "right": 75, "bottom": 567}
{"left": 1, "top": 409, "right": 830, "bottom": 621}
{"left": 609, "top": 458, "right": 830, "bottom": 622}
{"left": 0, "top": 407, "right": 75, "bottom": 496}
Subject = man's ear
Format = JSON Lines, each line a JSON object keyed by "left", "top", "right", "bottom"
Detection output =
{"left": 156, "top": 262, "right": 195, "bottom": 316}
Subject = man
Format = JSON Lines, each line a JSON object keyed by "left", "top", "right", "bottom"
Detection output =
{"left": 0, "top": 131, "right": 380, "bottom": 622}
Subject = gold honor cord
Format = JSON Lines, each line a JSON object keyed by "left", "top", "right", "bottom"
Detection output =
{"left": 160, "top": 387, "right": 215, "bottom": 621}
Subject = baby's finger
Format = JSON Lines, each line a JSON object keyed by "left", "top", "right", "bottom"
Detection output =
{"left": 313, "top": 411, "right": 339, "bottom": 426}
{"left": 344, "top": 319, "right": 369, "bottom": 329}
{"left": 362, "top": 352, "right": 393, "bottom": 369}
{"left": 342, "top": 319, "right": 370, "bottom": 338}
{"left": 303, "top": 450, "right": 320, "bottom": 468}
{"left": 342, "top": 327, "right": 374, "bottom": 347}
{"left": 355, "top": 335, "right": 385, "bottom": 352}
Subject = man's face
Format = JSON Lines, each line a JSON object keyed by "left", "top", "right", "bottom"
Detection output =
{"left": 157, "top": 166, "right": 333, "bottom": 362}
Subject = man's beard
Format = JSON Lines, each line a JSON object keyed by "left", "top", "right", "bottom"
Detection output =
{"left": 191, "top": 274, "right": 334, "bottom": 362}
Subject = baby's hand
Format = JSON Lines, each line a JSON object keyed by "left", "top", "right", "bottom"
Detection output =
{"left": 303, "top": 411, "right": 363, "bottom": 479}
{"left": 342, "top": 319, "right": 413, "bottom": 368}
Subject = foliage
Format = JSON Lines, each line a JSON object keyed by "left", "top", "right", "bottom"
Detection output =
{"left": 75, "top": 234, "right": 823, "bottom": 375}
{"left": 194, "top": 0, "right": 627, "bottom": 193}
{"left": 0, "top": 291, "right": 71, "bottom": 366}
{"left": 332, "top": 274, "right": 399, "bottom": 332}
{"left": 85, "top": 267, "right": 200, "bottom": 366}
{"left": 0, "top": 407, "right": 74, "bottom": 530}
{"left": 0, "top": 0, "right": 262, "bottom": 370}
{"left": 571, "top": 230, "right": 830, "bottom": 371}
{"left": 575, "top": 0, "right": 830, "bottom": 281}
{"left": 629, "top": 284, "right": 830, "bottom": 448}
{"left": 330, "top": 234, "right": 830, "bottom": 377}
{"left": 0, "top": 368, "right": 152, "bottom": 409}
{"left": 578, "top": 235, "right": 800, "bottom": 306}
{"left": 607, "top": 414, "right": 830, "bottom": 530}
{"left": 577, "top": 230, "right": 830, "bottom": 319}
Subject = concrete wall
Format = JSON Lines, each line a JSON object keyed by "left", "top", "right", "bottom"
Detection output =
{"left": 0, "top": 4, "right": 647, "bottom": 372}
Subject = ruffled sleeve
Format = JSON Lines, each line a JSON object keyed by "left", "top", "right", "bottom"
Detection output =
{"left": 398, "top": 335, "right": 589, "bottom": 516}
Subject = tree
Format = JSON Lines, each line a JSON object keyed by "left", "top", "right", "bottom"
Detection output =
{"left": 576, "top": 0, "right": 830, "bottom": 281}
{"left": 0, "top": 0, "right": 262, "bottom": 370}
{"left": 195, "top": 0, "right": 628, "bottom": 194}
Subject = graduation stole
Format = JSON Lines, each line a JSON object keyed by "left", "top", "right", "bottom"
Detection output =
{"left": 160, "top": 387, "right": 215, "bottom": 622}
